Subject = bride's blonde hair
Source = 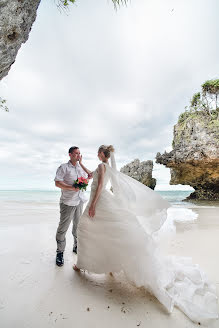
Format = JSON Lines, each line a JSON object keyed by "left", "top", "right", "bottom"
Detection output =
{"left": 98, "top": 145, "right": 115, "bottom": 159}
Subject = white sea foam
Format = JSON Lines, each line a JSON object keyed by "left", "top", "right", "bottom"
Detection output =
{"left": 167, "top": 207, "right": 198, "bottom": 223}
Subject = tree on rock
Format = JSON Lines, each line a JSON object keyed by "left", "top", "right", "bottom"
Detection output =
{"left": 183, "top": 79, "right": 219, "bottom": 119}
{"left": 202, "top": 79, "right": 219, "bottom": 112}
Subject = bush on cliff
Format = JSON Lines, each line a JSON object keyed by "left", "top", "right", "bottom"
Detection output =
{"left": 179, "top": 79, "right": 219, "bottom": 123}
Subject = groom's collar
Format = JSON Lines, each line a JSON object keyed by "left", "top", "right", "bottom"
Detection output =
{"left": 68, "top": 160, "right": 79, "bottom": 168}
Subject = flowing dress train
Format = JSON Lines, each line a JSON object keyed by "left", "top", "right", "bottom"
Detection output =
{"left": 76, "top": 161, "right": 218, "bottom": 324}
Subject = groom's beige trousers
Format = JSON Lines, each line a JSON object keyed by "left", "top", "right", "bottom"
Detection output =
{"left": 56, "top": 202, "right": 83, "bottom": 253}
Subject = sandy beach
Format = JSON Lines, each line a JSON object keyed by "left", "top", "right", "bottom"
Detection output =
{"left": 0, "top": 198, "right": 219, "bottom": 328}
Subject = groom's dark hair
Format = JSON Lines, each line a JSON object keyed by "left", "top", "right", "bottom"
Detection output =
{"left": 69, "top": 146, "right": 79, "bottom": 154}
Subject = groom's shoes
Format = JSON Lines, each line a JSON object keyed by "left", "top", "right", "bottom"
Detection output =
{"left": 56, "top": 252, "right": 64, "bottom": 266}
{"left": 73, "top": 245, "right": 77, "bottom": 254}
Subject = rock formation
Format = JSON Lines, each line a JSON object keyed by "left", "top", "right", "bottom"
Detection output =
{"left": 120, "top": 159, "right": 156, "bottom": 189}
{"left": 0, "top": 0, "right": 41, "bottom": 81}
{"left": 156, "top": 111, "right": 219, "bottom": 200}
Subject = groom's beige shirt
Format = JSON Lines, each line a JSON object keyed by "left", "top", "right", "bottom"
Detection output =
{"left": 54, "top": 161, "right": 88, "bottom": 206}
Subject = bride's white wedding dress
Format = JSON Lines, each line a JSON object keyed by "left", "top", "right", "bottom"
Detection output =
{"left": 76, "top": 153, "right": 218, "bottom": 324}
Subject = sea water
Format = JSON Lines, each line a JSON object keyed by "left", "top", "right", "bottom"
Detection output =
{"left": 0, "top": 189, "right": 218, "bottom": 209}
{"left": 0, "top": 190, "right": 218, "bottom": 229}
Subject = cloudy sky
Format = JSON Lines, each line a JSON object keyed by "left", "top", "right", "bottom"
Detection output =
{"left": 0, "top": 0, "right": 219, "bottom": 190}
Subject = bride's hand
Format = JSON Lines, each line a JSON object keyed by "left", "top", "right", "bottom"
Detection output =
{"left": 79, "top": 154, "right": 82, "bottom": 164}
{"left": 88, "top": 172, "right": 93, "bottom": 179}
{"left": 89, "top": 204, "right": 95, "bottom": 218}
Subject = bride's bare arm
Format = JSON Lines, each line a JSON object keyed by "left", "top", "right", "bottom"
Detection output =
{"left": 89, "top": 164, "right": 105, "bottom": 218}
{"left": 79, "top": 155, "right": 93, "bottom": 178}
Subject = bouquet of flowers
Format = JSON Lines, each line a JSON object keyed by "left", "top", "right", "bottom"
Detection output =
{"left": 73, "top": 176, "right": 88, "bottom": 191}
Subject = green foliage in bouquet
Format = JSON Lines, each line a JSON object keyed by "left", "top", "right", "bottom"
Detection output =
{"left": 73, "top": 177, "right": 88, "bottom": 191}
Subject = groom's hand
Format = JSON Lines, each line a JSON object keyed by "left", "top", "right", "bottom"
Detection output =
{"left": 55, "top": 181, "right": 79, "bottom": 191}
{"left": 72, "top": 186, "right": 79, "bottom": 192}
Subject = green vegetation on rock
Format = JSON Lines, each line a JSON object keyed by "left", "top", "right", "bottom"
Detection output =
{"left": 202, "top": 79, "right": 219, "bottom": 99}
{"left": 0, "top": 97, "right": 8, "bottom": 112}
{"left": 59, "top": 0, "right": 129, "bottom": 8}
{"left": 179, "top": 79, "right": 219, "bottom": 124}
{"left": 190, "top": 92, "right": 201, "bottom": 109}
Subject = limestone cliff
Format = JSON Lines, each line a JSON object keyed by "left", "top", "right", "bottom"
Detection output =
{"left": 120, "top": 159, "right": 156, "bottom": 189}
{"left": 0, "top": 0, "right": 41, "bottom": 81}
{"left": 156, "top": 111, "right": 219, "bottom": 200}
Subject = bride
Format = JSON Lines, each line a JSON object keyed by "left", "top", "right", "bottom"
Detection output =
{"left": 73, "top": 145, "right": 218, "bottom": 324}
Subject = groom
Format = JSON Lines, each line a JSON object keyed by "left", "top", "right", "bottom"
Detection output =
{"left": 54, "top": 146, "right": 91, "bottom": 266}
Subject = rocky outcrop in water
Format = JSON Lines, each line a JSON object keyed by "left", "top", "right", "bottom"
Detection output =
{"left": 120, "top": 159, "right": 156, "bottom": 189}
{"left": 156, "top": 111, "right": 219, "bottom": 200}
{"left": 0, "top": 0, "right": 41, "bottom": 81}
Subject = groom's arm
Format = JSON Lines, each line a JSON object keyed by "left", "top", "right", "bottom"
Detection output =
{"left": 55, "top": 181, "right": 79, "bottom": 191}
{"left": 54, "top": 164, "right": 79, "bottom": 191}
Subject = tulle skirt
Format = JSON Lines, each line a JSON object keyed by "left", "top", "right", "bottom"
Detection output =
{"left": 76, "top": 188, "right": 218, "bottom": 324}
